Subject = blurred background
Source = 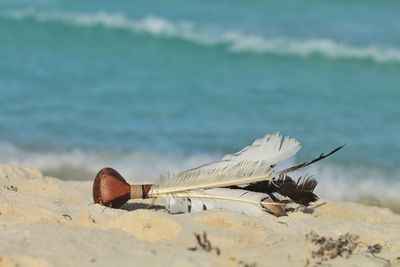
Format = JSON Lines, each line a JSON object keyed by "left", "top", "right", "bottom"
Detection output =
{"left": 0, "top": 1, "right": 399, "bottom": 206}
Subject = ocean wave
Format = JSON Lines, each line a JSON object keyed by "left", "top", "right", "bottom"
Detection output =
{"left": 308, "top": 164, "right": 400, "bottom": 203}
{"left": 3, "top": 10, "right": 400, "bottom": 64}
{"left": 0, "top": 143, "right": 216, "bottom": 182}
{"left": 1, "top": 143, "right": 399, "bottom": 203}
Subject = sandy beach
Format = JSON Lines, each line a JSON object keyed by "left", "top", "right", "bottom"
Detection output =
{"left": 0, "top": 164, "right": 399, "bottom": 267}
{"left": 2, "top": 1, "right": 400, "bottom": 266}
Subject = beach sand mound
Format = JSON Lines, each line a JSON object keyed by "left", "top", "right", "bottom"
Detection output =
{"left": 1, "top": 165, "right": 399, "bottom": 267}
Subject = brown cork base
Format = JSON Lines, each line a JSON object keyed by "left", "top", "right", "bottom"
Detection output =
{"left": 93, "top": 167, "right": 131, "bottom": 208}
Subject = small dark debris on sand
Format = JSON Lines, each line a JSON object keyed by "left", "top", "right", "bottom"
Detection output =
{"left": 306, "top": 231, "right": 388, "bottom": 266}
{"left": 62, "top": 214, "right": 72, "bottom": 220}
{"left": 188, "top": 231, "right": 221, "bottom": 255}
{"left": 4, "top": 185, "right": 18, "bottom": 192}
{"left": 188, "top": 232, "right": 257, "bottom": 266}
{"left": 238, "top": 260, "right": 257, "bottom": 267}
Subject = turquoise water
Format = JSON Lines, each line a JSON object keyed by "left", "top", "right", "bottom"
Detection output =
{"left": 0, "top": 1, "right": 399, "bottom": 201}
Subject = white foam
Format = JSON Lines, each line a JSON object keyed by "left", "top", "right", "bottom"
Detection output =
{"left": 0, "top": 143, "right": 216, "bottom": 183}
{"left": 1, "top": 142, "right": 399, "bottom": 202}
{"left": 309, "top": 164, "right": 400, "bottom": 202}
{"left": 3, "top": 10, "right": 400, "bottom": 64}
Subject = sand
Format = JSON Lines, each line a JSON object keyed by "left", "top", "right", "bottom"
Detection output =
{"left": 1, "top": 164, "right": 399, "bottom": 267}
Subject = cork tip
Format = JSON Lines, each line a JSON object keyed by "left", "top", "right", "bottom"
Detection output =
{"left": 93, "top": 167, "right": 131, "bottom": 208}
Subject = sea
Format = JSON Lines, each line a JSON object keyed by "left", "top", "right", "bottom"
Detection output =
{"left": 0, "top": 0, "right": 399, "bottom": 204}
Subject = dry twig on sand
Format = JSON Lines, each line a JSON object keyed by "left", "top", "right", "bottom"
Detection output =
{"left": 188, "top": 231, "right": 221, "bottom": 255}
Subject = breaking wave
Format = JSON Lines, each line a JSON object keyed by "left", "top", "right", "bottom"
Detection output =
{"left": 0, "top": 143, "right": 216, "bottom": 183}
{"left": 1, "top": 143, "right": 399, "bottom": 205}
{"left": 308, "top": 164, "right": 400, "bottom": 203}
{"left": 3, "top": 10, "right": 400, "bottom": 64}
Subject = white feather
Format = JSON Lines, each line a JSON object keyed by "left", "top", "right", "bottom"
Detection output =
{"left": 150, "top": 133, "right": 301, "bottom": 195}
{"left": 164, "top": 188, "right": 285, "bottom": 217}
{"left": 165, "top": 197, "right": 189, "bottom": 214}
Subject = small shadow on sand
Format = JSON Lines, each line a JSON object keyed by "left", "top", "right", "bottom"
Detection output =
{"left": 302, "top": 207, "right": 315, "bottom": 214}
{"left": 120, "top": 202, "right": 165, "bottom": 212}
{"left": 301, "top": 202, "right": 327, "bottom": 215}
